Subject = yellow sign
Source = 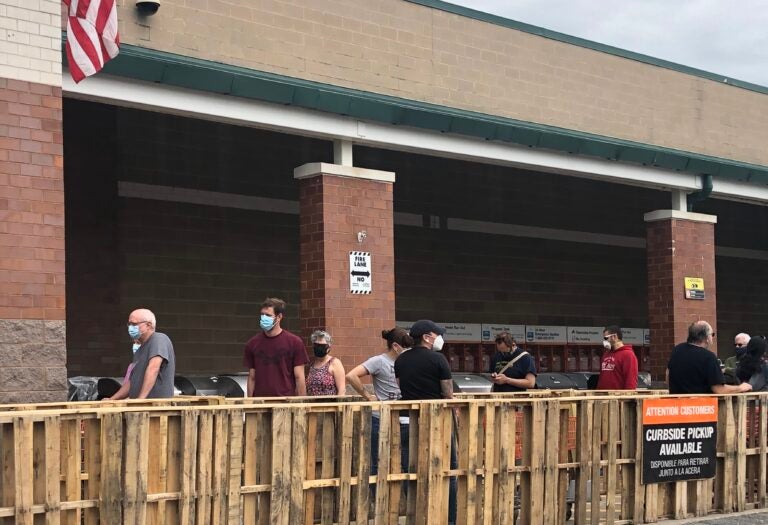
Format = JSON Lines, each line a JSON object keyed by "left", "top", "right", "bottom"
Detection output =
{"left": 684, "top": 278, "right": 704, "bottom": 291}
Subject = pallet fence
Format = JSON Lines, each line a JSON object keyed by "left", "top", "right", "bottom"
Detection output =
{"left": 0, "top": 392, "right": 764, "bottom": 524}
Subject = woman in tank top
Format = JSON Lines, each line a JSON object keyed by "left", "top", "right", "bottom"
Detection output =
{"left": 306, "top": 330, "right": 346, "bottom": 396}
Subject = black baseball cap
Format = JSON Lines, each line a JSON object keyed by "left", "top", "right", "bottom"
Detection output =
{"left": 409, "top": 320, "right": 446, "bottom": 340}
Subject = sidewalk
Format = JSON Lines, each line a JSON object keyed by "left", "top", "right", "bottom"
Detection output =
{"left": 655, "top": 509, "right": 768, "bottom": 524}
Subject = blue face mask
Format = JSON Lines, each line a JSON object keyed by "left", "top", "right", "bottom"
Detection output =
{"left": 128, "top": 325, "right": 141, "bottom": 339}
{"left": 132, "top": 343, "right": 141, "bottom": 354}
{"left": 260, "top": 314, "right": 275, "bottom": 331}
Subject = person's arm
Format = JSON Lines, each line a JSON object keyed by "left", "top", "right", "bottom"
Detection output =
{"left": 624, "top": 353, "right": 639, "bottom": 390}
{"left": 247, "top": 368, "right": 256, "bottom": 397}
{"left": 107, "top": 380, "right": 130, "bottom": 400}
{"left": 712, "top": 382, "right": 752, "bottom": 394}
{"left": 346, "top": 365, "right": 375, "bottom": 400}
{"left": 440, "top": 379, "right": 454, "bottom": 399}
{"left": 136, "top": 356, "right": 164, "bottom": 399}
{"left": 498, "top": 373, "right": 536, "bottom": 389}
{"left": 330, "top": 358, "right": 346, "bottom": 395}
{"left": 294, "top": 365, "right": 307, "bottom": 396}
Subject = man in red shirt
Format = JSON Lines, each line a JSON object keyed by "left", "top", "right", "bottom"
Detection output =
{"left": 243, "top": 297, "right": 308, "bottom": 397}
{"left": 596, "top": 325, "right": 638, "bottom": 390}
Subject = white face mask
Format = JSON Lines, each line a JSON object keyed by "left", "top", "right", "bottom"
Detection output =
{"left": 432, "top": 334, "right": 445, "bottom": 351}
{"left": 602, "top": 340, "right": 611, "bottom": 350}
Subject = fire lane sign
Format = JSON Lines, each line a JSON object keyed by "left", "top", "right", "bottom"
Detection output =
{"left": 642, "top": 397, "right": 717, "bottom": 484}
{"left": 349, "top": 251, "right": 372, "bottom": 294}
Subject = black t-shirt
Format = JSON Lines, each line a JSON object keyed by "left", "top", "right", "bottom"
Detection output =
{"left": 667, "top": 342, "right": 724, "bottom": 394}
{"left": 394, "top": 346, "right": 452, "bottom": 400}
{"left": 489, "top": 348, "right": 537, "bottom": 392}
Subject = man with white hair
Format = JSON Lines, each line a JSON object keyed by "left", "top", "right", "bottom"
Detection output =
{"left": 723, "top": 332, "right": 751, "bottom": 379}
{"left": 116, "top": 308, "right": 176, "bottom": 399}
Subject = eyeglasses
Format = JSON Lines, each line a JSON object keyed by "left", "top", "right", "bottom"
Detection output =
{"left": 603, "top": 334, "right": 616, "bottom": 340}
{"left": 711, "top": 332, "right": 717, "bottom": 338}
{"left": 127, "top": 321, "right": 149, "bottom": 328}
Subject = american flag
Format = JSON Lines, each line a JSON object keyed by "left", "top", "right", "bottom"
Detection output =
{"left": 64, "top": 0, "right": 120, "bottom": 83}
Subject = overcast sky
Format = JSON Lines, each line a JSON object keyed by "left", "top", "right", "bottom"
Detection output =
{"left": 449, "top": 0, "right": 768, "bottom": 87}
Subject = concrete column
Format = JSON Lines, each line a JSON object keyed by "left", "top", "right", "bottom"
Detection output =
{"left": 0, "top": 1, "right": 66, "bottom": 402}
{"left": 645, "top": 210, "right": 718, "bottom": 379}
{"left": 294, "top": 162, "right": 395, "bottom": 368}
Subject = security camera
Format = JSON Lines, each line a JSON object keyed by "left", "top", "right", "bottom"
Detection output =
{"left": 136, "top": 0, "right": 160, "bottom": 15}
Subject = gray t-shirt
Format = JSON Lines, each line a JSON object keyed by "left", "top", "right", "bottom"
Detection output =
{"left": 128, "top": 332, "right": 176, "bottom": 399}
{"left": 363, "top": 353, "right": 401, "bottom": 401}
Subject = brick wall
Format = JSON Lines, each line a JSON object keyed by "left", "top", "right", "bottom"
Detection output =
{"left": 297, "top": 169, "right": 396, "bottom": 369}
{"left": 645, "top": 216, "right": 717, "bottom": 377}
{"left": 0, "top": 77, "right": 66, "bottom": 402}
{"left": 116, "top": 0, "right": 768, "bottom": 166}
{"left": 0, "top": 0, "right": 61, "bottom": 86}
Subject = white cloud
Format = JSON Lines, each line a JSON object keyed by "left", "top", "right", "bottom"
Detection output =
{"left": 449, "top": 0, "right": 768, "bottom": 86}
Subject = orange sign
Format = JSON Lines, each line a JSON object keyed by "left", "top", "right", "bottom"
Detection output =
{"left": 642, "top": 397, "right": 718, "bottom": 425}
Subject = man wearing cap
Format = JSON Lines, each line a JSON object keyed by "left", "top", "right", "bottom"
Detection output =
{"left": 395, "top": 320, "right": 456, "bottom": 525}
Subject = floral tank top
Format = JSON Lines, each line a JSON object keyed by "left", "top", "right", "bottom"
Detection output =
{"left": 307, "top": 358, "right": 338, "bottom": 396}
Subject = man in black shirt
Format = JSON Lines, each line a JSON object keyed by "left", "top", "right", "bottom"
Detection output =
{"left": 667, "top": 321, "right": 752, "bottom": 395}
{"left": 395, "top": 320, "right": 456, "bottom": 525}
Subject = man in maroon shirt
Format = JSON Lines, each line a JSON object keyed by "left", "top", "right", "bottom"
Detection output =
{"left": 597, "top": 325, "right": 638, "bottom": 390}
{"left": 243, "top": 297, "right": 308, "bottom": 397}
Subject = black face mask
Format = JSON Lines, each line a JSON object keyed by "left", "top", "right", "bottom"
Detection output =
{"left": 313, "top": 344, "right": 330, "bottom": 357}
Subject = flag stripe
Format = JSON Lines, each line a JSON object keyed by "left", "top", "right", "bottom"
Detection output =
{"left": 65, "top": 0, "right": 119, "bottom": 83}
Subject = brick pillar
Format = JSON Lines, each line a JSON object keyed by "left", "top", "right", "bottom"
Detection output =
{"left": 295, "top": 162, "right": 395, "bottom": 369}
{"left": 645, "top": 210, "right": 717, "bottom": 380}
{"left": 0, "top": 1, "right": 66, "bottom": 403}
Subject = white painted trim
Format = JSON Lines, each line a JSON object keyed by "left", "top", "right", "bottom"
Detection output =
{"left": 643, "top": 209, "right": 718, "bottom": 224}
{"left": 294, "top": 162, "right": 395, "bottom": 182}
{"left": 447, "top": 218, "right": 647, "bottom": 248}
{"left": 117, "top": 181, "right": 299, "bottom": 214}
{"left": 333, "top": 140, "right": 353, "bottom": 166}
{"left": 63, "top": 73, "right": 768, "bottom": 204}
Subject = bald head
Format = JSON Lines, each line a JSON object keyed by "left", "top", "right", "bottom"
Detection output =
{"left": 129, "top": 309, "right": 156, "bottom": 328}
{"left": 688, "top": 321, "right": 713, "bottom": 346}
{"left": 735, "top": 333, "right": 750, "bottom": 347}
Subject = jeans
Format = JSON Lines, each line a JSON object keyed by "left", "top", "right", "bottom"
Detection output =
{"left": 370, "top": 414, "right": 410, "bottom": 475}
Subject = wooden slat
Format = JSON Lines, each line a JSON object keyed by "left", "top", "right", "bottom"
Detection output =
{"left": 195, "top": 411, "right": 213, "bottom": 525}
{"left": 425, "top": 403, "right": 446, "bottom": 525}
{"left": 123, "top": 412, "right": 150, "bottom": 525}
{"left": 242, "top": 413, "right": 258, "bottom": 525}
{"left": 481, "top": 404, "right": 495, "bottom": 525}
{"left": 289, "top": 408, "right": 307, "bottom": 525}
{"left": 210, "top": 410, "right": 229, "bottom": 525}
{"left": 42, "top": 416, "right": 61, "bottom": 525}
{"left": 13, "top": 417, "right": 34, "bottom": 525}
{"left": 590, "top": 401, "right": 603, "bottom": 525}
{"left": 575, "top": 400, "right": 592, "bottom": 525}
{"left": 496, "top": 403, "right": 515, "bottom": 525}
{"left": 269, "top": 408, "right": 292, "bottom": 525}
{"left": 528, "top": 401, "right": 546, "bottom": 524}
{"left": 353, "top": 406, "right": 372, "bottom": 525}
{"left": 460, "top": 403, "right": 479, "bottom": 524}
{"left": 320, "top": 412, "right": 336, "bottom": 525}
{"left": 179, "top": 411, "right": 199, "bottom": 525}
{"left": 374, "top": 404, "right": 392, "bottom": 525}
{"left": 736, "top": 396, "right": 747, "bottom": 512}
{"left": 760, "top": 397, "right": 768, "bottom": 507}
{"left": 82, "top": 418, "right": 101, "bottom": 525}
{"left": 60, "top": 418, "right": 80, "bottom": 525}
{"left": 542, "top": 400, "right": 560, "bottom": 524}
{"left": 165, "top": 415, "right": 181, "bottom": 525}
{"left": 227, "top": 409, "right": 243, "bottom": 525}
{"left": 405, "top": 407, "right": 419, "bottom": 525}
{"left": 147, "top": 416, "right": 162, "bottom": 525}
{"left": 99, "top": 413, "right": 122, "bottom": 524}
{"left": 605, "top": 400, "right": 618, "bottom": 524}
{"left": 336, "top": 405, "right": 353, "bottom": 525}
{"left": 303, "top": 412, "right": 317, "bottom": 525}
{"left": 631, "top": 400, "right": 644, "bottom": 524}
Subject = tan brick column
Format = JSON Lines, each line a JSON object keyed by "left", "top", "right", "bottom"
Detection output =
{"left": 295, "top": 163, "right": 396, "bottom": 369}
{"left": 645, "top": 210, "right": 717, "bottom": 380}
{"left": 0, "top": 1, "right": 66, "bottom": 402}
